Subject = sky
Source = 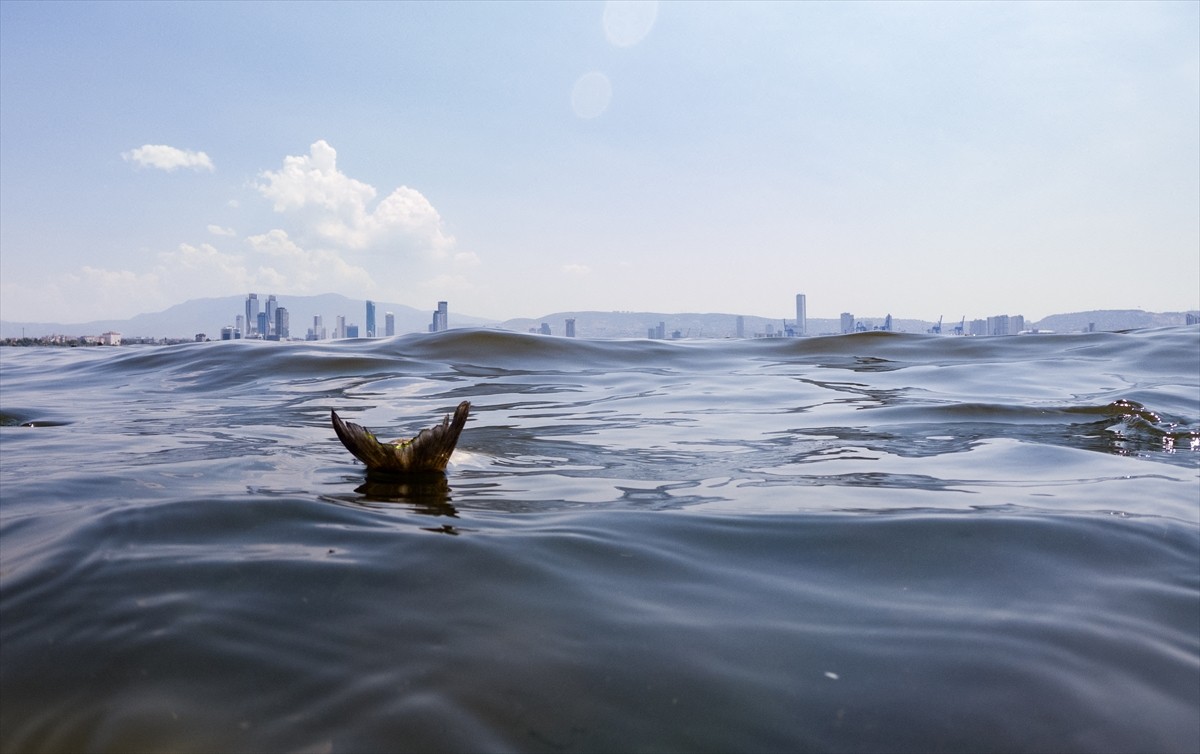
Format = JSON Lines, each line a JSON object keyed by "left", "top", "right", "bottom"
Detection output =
{"left": 1, "top": 0, "right": 1197, "bottom": 324}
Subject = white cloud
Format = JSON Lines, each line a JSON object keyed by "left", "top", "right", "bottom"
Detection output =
{"left": 1, "top": 233, "right": 380, "bottom": 322}
{"left": 122, "top": 144, "right": 215, "bottom": 172}
{"left": 421, "top": 273, "right": 475, "bottom": 293}
{"left": 158, "top": 243, "right": 250, "bottom": 291}
{"left": 454, "top": 251, "right": 481, "bottom": 268}
{"left": 244, "top": 229, "right": 374, "bottom": 294}
{"left": 3, "top": 142, "right": 476, "bottom": 323}
{"left": 256, "top": 140, "right": 454, "bottom": 255}
{"left": 563, "top": 264, "right": 592, "bottom": 276}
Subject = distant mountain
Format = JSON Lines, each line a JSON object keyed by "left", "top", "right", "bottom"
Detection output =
{"left": 1030, "top": 310, "right": 1198, "bottom": 333}
{"left": 0, "top": 294, "right": 497, "bottom": 340}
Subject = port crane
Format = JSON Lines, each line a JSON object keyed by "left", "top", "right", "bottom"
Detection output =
{"left": 928, "top": 315, "right": 943, "bottom": 334}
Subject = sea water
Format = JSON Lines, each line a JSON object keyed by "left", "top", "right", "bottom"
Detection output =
{"left": 1, "top": 327, "right": 1198, "bottom": 753}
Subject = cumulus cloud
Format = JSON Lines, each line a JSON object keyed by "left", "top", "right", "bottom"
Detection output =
{"left": 158, "top": 243, "right": 251, "bottom": 290}
{"left": 2, "top": 231, "right": 385, "bottom": 322}
{"left": 4, "top": 141, "right": 474, "bottom": 323}
{"left": 420, "top": 273, "right": 474, "bottom": 293}
{"left": 244, "top": 229, "right": 374, "bottom": 293}
{"left": 256, "top": 140, "right": 454, "bottom": 255}
{"left": 454, "top": 251, "right": 481, "bottom": 268}
{"left": 123, "top": 144, "right": 215, "bottom": 172}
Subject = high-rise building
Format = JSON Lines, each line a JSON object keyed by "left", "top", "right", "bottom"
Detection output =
{"left": 429, "top": 301, "right": 449, "bottom": 332}
{"left": 265, "top": 295, "right": 278, "bottom": 337}
{"left": 366, "top": 300, "right": 376, "bottom": 338}
{"left": 312, "top": 315, "right": 325, "bottom": 340}
{"left": 385, "top": 312, "right": 395, "bottom": 337}
{"left": 883, "top": 314, "right": 893, "bottom": 332}
{"left": 257, "top": 312, "right": 269, "bottom": 338}
{"left": 336, "top": 315, "right": 346, "bottom": 339}
{"left": 565, "top": 318, "right": 576, "bottom": 338}
{"left": 275, "top": 307, "right": 289, "bottom": 340}
{"left": 346, "top": 324, "right": 359, "bottom": 338}
{"left": 795, "top": 294, "right": 807, "bottom": 336}
{"left": 245, "top": 293, "right": 259, "bottom": 336}
{"left": 236, "top": 314, "right": 245, "bottom": 336}
{"left": 840, "top": 313, "right": 855, "bottom": 334}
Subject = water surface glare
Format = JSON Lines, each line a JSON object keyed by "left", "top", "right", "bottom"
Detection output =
{"left": 2, "top": 328, "right": 1198, "bottom": 753}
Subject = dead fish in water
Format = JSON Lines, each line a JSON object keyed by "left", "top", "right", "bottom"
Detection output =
{"left": 331, "top": 401, "right": 470, "bottom": 473}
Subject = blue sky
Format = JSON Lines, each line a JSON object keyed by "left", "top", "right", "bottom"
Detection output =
{"left": 1, "top": 0, "right": 1197, "bottom": 324}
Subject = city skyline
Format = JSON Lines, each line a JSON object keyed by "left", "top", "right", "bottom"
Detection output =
{"left": 1, "top": 3, "right": 1196, "bottom": 326}
{"left": 3, "top": 288, "right": 1194, "bottom": 345}
{"left": 219, "top": 293, "right": 460, "bottom": 341}
{"left": 190, "top": 290, "right": 1162, "bottom": 343}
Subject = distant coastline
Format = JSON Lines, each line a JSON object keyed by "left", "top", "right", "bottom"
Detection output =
{"left": 2, "top": 292, "right": 1197, "bottom": 344}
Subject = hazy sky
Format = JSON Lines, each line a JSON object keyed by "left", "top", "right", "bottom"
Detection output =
{"left": 1, "top": 1, "right": 1197, "bottom": 323}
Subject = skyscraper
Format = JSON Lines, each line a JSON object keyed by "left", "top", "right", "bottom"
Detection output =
{"left": 565, "top": 318, "right": 576, "bottom": 338}
{"left": 257, "top": 312, "right": 269, "bottom": 338}
{"left": 365, "top": 300, "right": 376, "bottom": 338}
{"left": 840, "top": 313, "right": 855, "bottom": 334}
{"left": 385, "top": 312, "right": 395, "bottom": 337}
{"left": 336, "top": 315, "right": 346, "bottom": 339}
{"left": 429, "top": 301, "right": 448, "bottom": 332}
{"left": 265, "top": 295, "right": 278, "bottom": 337}
{"left": 795, "top": 294, "right": 807, "bottom": 336}
{"left": 245, "top": 293, "right": 259, "bottom": 336}
{"left": 275, "top": 307, "right": 289, "bottom": 340}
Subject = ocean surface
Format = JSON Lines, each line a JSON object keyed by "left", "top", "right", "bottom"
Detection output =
{"left": 1, "top": 327, "right": 1198, "bottom": 754}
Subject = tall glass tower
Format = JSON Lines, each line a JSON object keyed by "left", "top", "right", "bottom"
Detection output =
{"left": 429, "top": 301, "right": 449, "bottom": 332}
{"left": 795, "top": 294, "right": 807, "bottom": 336}
{"left": 366, "top": 300, "right": 377, "bottom": 338}
{"left": 245, "top": 293, "right": 259, "bottom": 336}
{"left": 275, "top": 307, "right": 289, "bottom": 340}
